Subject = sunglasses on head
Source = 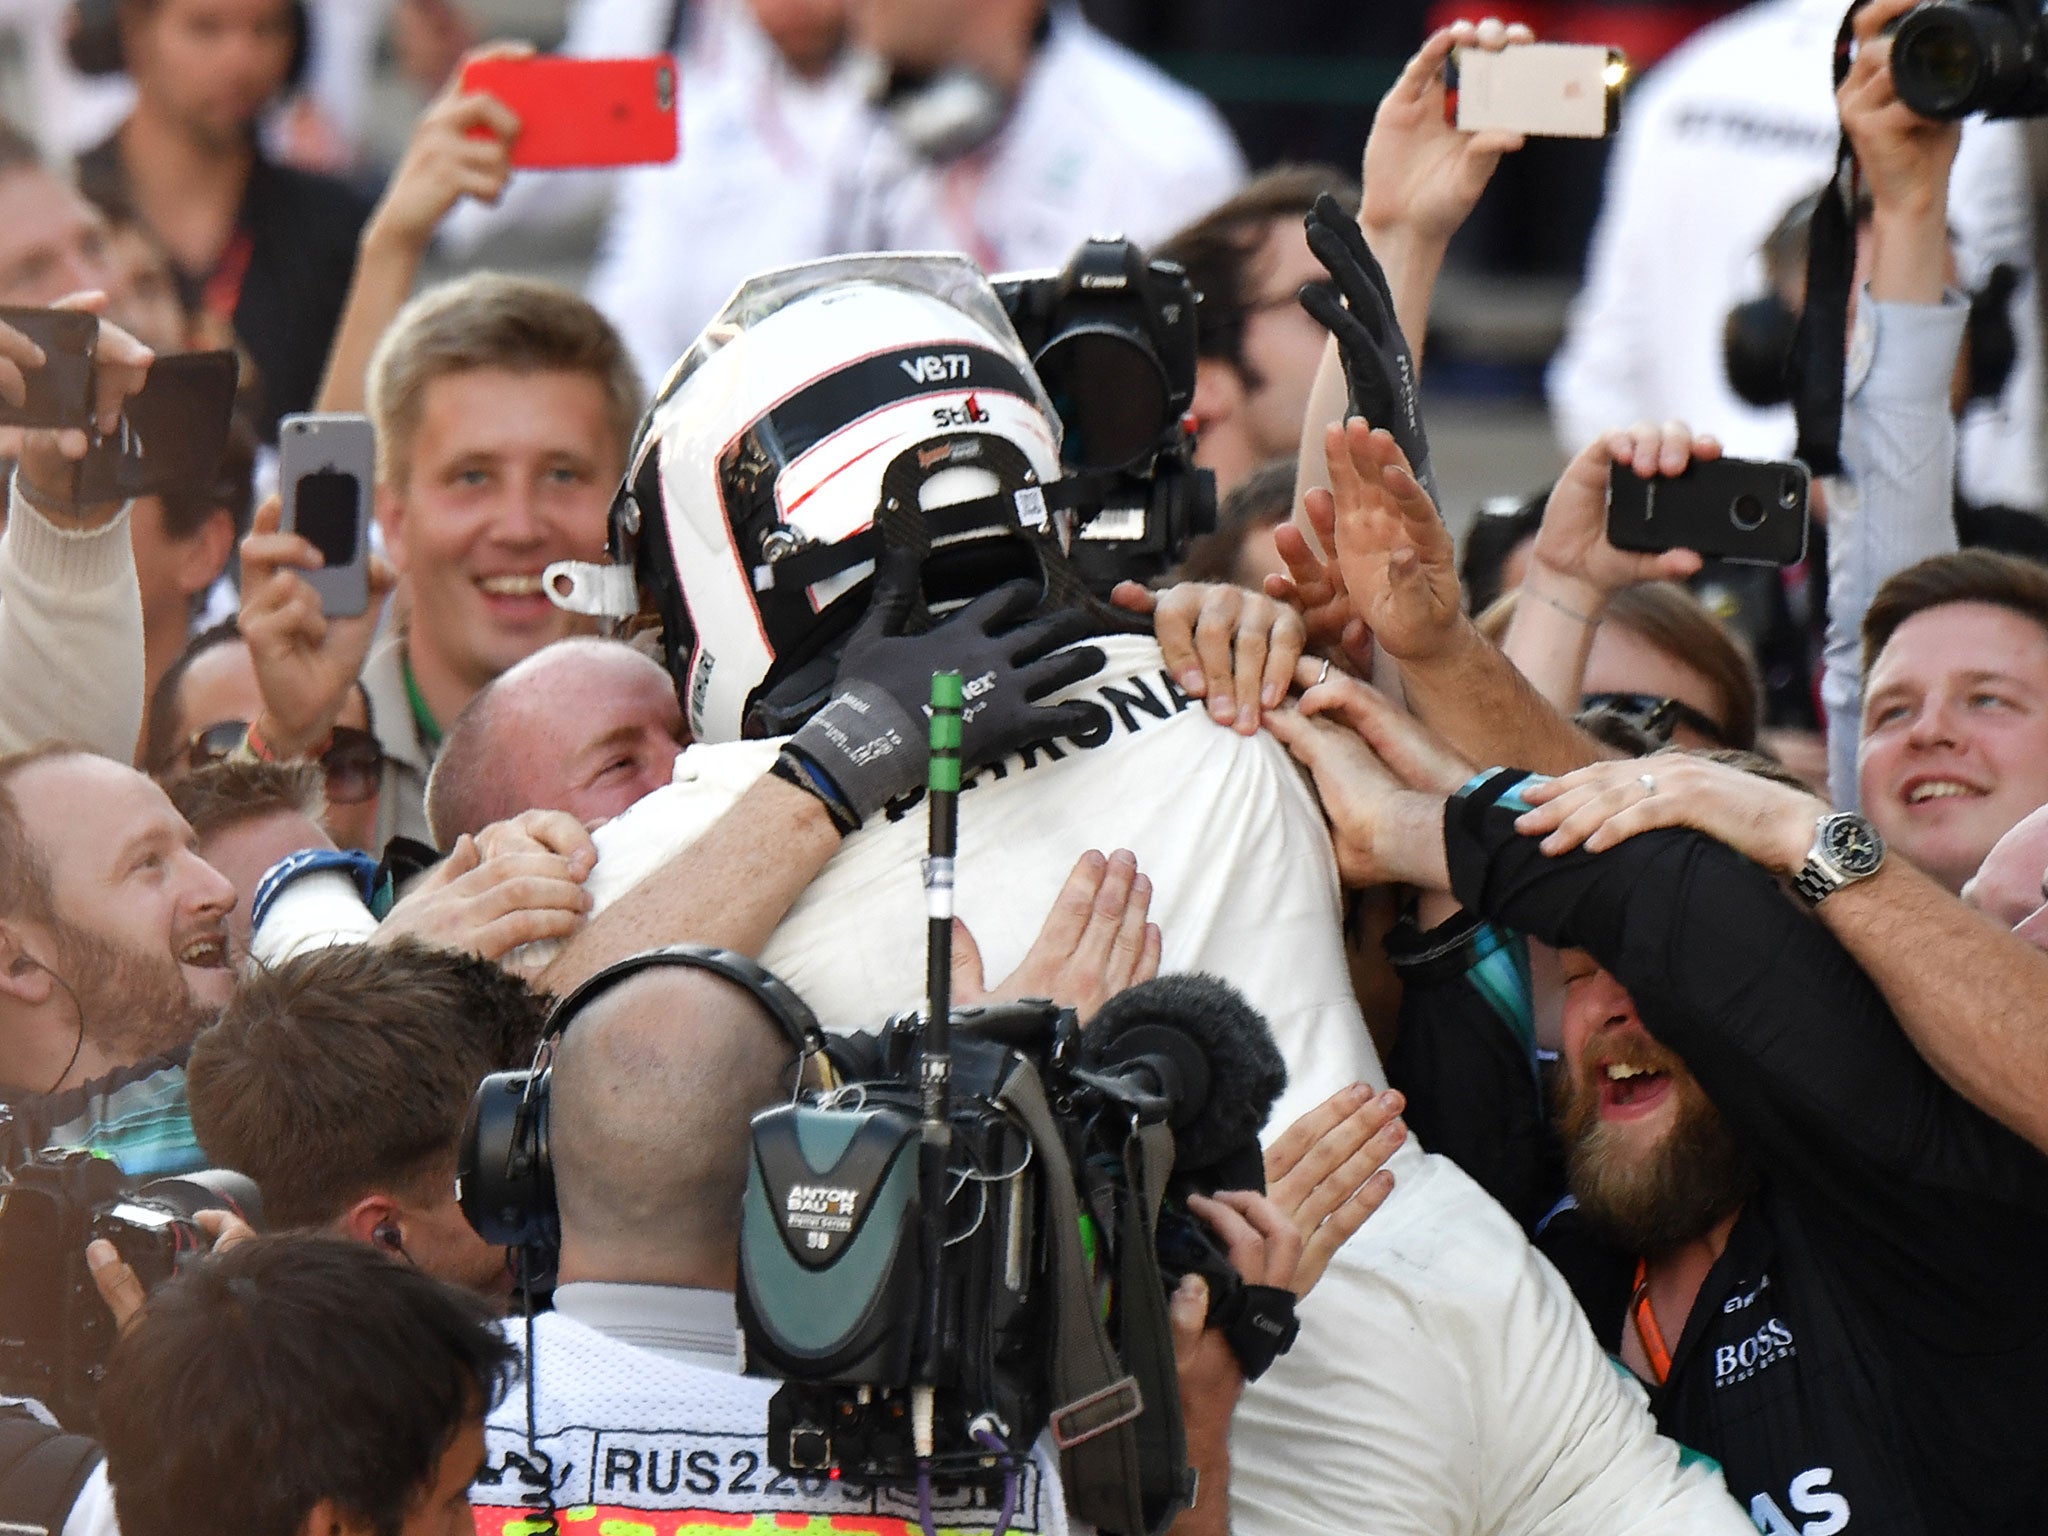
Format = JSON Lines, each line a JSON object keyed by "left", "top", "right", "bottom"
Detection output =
{"left": 1579, "top": 692, "right": 1732, "bottom": 749}
{"left": 186, "top": 722, "right": 385, "bottom": 804}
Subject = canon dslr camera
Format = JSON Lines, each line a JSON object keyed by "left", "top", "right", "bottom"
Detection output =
{"left": 1890, "top": 0, "right": 2048, "bottom": 118}
{"left": 0, "top": 1150, "right": 259, "bottom": 1429}
{"left": 995, "top": 238, "right": 1216, "bottom": 593}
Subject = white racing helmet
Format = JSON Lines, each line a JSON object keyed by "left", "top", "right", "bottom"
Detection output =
{"left": 547, "top": 253, "right": 1072, "bottom": 743}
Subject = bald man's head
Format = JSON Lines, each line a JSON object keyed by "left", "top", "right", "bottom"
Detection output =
{"left": 426, "top": 638, "right": 686, "bottom": 845}
{"left": 549, "top": 965, "right": 794, "bottom": 1288}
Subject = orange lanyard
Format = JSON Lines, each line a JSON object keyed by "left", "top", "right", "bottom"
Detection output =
{"left": 1631, "top": 1257, "right": 1673, "bottom": 1386}
{"left": 201, "top": 228, "right": 255, "bottom": 324}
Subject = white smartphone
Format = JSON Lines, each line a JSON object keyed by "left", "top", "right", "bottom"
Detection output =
{"left": 1447, "top": 43, "right": 1627, "bottom": 139}
{"left": 279, "top": 413, "right": 375, "bottom": 618}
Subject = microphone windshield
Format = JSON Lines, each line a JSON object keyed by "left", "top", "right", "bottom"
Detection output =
{"left": 1082, "top": 974, "right": 1287, "bottom": 1175}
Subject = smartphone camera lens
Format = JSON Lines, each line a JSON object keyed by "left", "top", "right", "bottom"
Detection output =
{"left": 1779, "top": 475, "right": 1801, "bottom": 510}
{"left": 1730, "top": 492, "right": 1766, "bottom": 532}
{"left": 657, "top": 66, "right": 674, "bottom": 111}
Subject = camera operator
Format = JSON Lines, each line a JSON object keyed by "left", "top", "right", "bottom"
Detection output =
{"left": 0, "top": 1202, "right": 251, "bottom": 1536}
{"left": 1547, "top": 0, "right": 2041, "bottom": 513}
{"left": 1269, "top": 680, "right": 2048, "bottom": 1532}
{"left": 467, "top": 959, "right": 1389, "bottom": 1535}
{"left": 97, "top": 1235, "right": 517, "bottom": 1536}
{"left": 1155, "top": 168, "right": 1358, "bottom": 501}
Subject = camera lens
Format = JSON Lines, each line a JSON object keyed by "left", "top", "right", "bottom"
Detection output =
{"left": 1779, "top": 474, "right": 1802, "bottom": 510}
{"left": 1731, "top": 492, "right": 1766, "bottom": 531}
{"left": 1033, "top": 327, "right": 1170, "bottom": 473}
{"left": 1891, "top": 3, "right": 2026, "bottom": 119}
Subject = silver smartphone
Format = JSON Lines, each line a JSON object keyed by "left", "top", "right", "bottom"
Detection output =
{"left": 1448, "top": 43, "right": 1628, "bottom": 139}
{"left": 278, "top": 413, "right": 375, "bottom": 618}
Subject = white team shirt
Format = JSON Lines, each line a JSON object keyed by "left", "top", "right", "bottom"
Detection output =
{"left": 575, "top": 635, "right": 1753, "bottom": 1536}
{"left": 825, "top": 9, "right": 1247, "bottom": 276}
{"left": 1546, "top": 0, "right": 2044, "bottom": 511}
{"left": 471, "top": 1308, "right": 1068, "bottom": 1536}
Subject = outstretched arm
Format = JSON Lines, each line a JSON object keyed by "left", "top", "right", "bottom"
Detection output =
{"left": 314, "top": 50, "right": 521, "bottom": 412}
{"left": 1298, "top": 19, "right": 1528, "bottom": 497}
{"left": 1319, "top": 419, "right": 1604, "bottom": 773}
{"left": 1517, "top": 752, "right": 2048, "bottom": 1154}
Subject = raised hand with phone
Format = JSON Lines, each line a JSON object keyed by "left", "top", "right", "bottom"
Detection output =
{"left": 237, "top": 458, "right": 398, "bottom": 767}
{"left": 2, "top": 293, "right": 155, "bottom": 527}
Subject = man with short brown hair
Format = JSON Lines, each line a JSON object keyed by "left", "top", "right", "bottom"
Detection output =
{"left": 1158, "top": 166, "right": 1358, "bottom": 500}
{"left": 1858, "top": 549, "right": 2048, "bottom": 892}
{"left": 187, "top": 940, "right": 544, "bottom": 1298}
{"left": 236, "top": 272, "right": 643, "bottom": 848}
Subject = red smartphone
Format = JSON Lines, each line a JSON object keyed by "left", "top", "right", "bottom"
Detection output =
{"left": 461, "top": 55, "right": 679, "bottom": 169}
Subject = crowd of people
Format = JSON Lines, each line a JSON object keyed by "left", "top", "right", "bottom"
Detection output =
{"left": 0, "top": 0, "right": 2045, "bottom": 1533}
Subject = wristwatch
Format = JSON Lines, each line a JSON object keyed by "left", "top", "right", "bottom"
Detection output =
{"left": 1793, "top": 811, "right": 1886, "bottom": 905}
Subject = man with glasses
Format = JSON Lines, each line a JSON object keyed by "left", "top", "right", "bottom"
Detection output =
{"left": 1158, "top": 168, "right": 1359, "bottom": 500}
{"left": 145, "top": 618, "right": 384, "bottom": 853}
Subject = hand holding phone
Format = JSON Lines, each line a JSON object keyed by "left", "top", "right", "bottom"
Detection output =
{"left": 5, "top": 305, "right": 155, "bottom": 518}
{"left": 0, "top": 307, "right": 98, "bottom": 430}
{"left": 460, "top": 55, "right": 678, "bottom": 169}
{"left": 238, "top": 489, "right": 397, "bottom": 761}
{"left": 1446, "top": 43, "right": 1628, "bottom": 139}
{"left": 279, "top": 414, "right": 376, "bottom": 617}
{"left": 71, "top": 350, "right": 239, "bottom": 506}
{"left": 1606, "top": 455, "right": 1811, "bottom": 566}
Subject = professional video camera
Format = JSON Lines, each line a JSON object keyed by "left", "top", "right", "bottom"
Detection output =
{"left": 735, "top": 677, "right": 1289, "bottom": 1536}
{"left": 1890, "top": 0, "right": 2048, "bottom": 119}
{"left": 0, "top": 1148, "right": 260, "bottom": 1429}
{"left": 994, "top": 238, "right": 1217, "bottom": 595}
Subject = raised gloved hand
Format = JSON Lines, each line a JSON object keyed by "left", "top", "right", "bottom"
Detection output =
{"left": 1298, "top": 192, "right": 1438, "bottom": 506}
{"left": 781, "top": 553, "right": 1107, "bottom": 827}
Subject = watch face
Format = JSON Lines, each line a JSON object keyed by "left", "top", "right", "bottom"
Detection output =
{"left": 1822, "top": 814, "right": 1885, "bottom": 877}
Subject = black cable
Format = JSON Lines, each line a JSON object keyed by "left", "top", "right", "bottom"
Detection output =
{"left": 19, "top": 955, "right": 87, "bottom": 1097}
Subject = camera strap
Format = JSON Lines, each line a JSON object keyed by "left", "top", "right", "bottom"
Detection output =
{"left": 995, "top": 1067, "right": 1191, "bottom": 1536}
{"left": 0, "top": 1404, "right": 102, "bottom": 1533}
{"left": 1790, "top": 1, "right": 1867, "bottom": 477}
{"left": 994, "top": 1066, "right": 1147, "bottom": 1528}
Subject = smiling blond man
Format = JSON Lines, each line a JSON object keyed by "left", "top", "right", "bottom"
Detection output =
{"left": 237, "top": 275, "right": 642, "bottom": 847}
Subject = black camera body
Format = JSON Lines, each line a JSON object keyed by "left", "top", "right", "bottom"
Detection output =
{"left": 1891, "top": 0, "right": 2048, "bottom": 119}
{"left": 737, "top": 977, "right": 1289, "bottom": 1534}
{"left": 0, "top": 1151, "right": 260, "bottom": 1429}
{"left": 995, "top": 238, "right": 1217, "bottom": 594}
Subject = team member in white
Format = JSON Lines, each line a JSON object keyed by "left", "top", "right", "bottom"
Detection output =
{"left": 524, "top": 255, "right": 1752, "bottom": 1535}
{"left": 826, "top": 0, "right": 1245, "bottom": 273}
{"left": 1547, "top": 0, "right": 2043, "bottom": 511}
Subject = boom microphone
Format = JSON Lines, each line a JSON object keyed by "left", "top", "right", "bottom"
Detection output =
{"left": 1080, "top": 973, "right": 1288, "bottom": 1177}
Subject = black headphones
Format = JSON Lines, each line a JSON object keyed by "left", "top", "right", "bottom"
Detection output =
{"left": 456, "top": 945, "right": 826, "bottom": 1251}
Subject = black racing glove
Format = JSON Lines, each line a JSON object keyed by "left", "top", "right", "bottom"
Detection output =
{"left": 1298, "top": 192, "right": 1439, "bottom": 506}
{"left": 780, "top": 553, "right": 1107, "bottom": 828}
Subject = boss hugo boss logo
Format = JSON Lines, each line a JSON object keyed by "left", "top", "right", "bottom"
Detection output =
{"left": 900, "top": 353, "right": 973, "bottom": 384}
{"left": 1714, "top": 1315, "right": 1796, "bottom": 1386}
